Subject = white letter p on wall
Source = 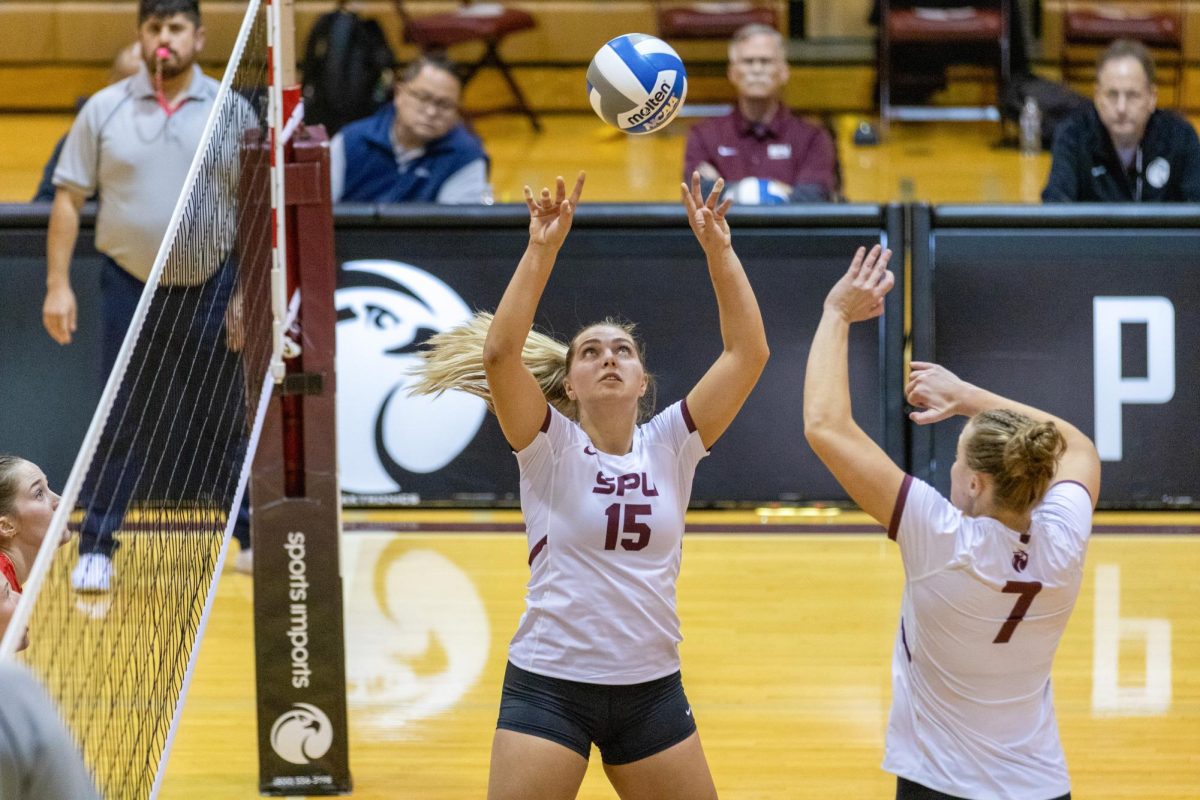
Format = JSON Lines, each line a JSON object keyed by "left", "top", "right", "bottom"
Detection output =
{"left": 1093, "top": 297, "right": 1175, "bottom": 461}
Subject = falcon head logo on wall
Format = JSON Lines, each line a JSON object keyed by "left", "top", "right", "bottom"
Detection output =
{"left": 336, "top": 260, "right": 487, "bottom": 495}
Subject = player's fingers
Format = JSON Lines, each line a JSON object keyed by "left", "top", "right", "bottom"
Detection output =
{"left": 909, "top": 408, "right": 945, "bottom": 425}
{"left": 554, "top": 175, "right": 566, "bottom": 204}
{"left": 876, "top": 270, "right": 896, "bottom": 297}
{"left": 691, "top": 170, "right": 702, "bottom": 200}
{"left": 846, "top": 246, "right": 867, "bottom": 277}
{"left": 523, "top": 185, "right": 536, "bottom": 212}
{"left": 859, "top": 245, "right": 886, "bottom": 286}
{"left": 570, "top": 171, "right": 586, "bottom": 205}
{"left": 681, "top": 182, "right": 697, "bottom": 215}
{"left": 716, "top": 197, "right": 734, "bottom": 218}
{"left": 707, "top": 178, "right": 724, "bottom": 209}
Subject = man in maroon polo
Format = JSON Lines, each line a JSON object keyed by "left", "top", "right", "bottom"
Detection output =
{"left": 683, "top": 24, "right": 837, "bottom": 202}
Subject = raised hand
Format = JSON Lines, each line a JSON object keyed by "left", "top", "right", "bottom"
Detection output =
{"left": 682, "top": 171, "right": 733, "bottom": 255}
{"left": 525, "top": 171, "right": 585, "bottom": 249}
{"left": 824, "top": 244, "right": 894, "bottom": 324}
{"left": 906, "top": 361, "right": 972, "bottom": 425}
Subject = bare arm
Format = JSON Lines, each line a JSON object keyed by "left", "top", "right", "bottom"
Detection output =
{"left": 681, "top": 173, "right": 770, "bottom": 449}
{"left": 483, "top": 173, "right": 585, "bottom": 451}
{"left": 906, "top": 363, "right": 1101, "bottom": 507}
{"left": 44, "top": 187, "right": 86, "bottom": 345}
{"left": 804, "top": 245, "right": 906, "bottom": 527}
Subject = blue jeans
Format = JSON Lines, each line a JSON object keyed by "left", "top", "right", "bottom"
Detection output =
{"left": 78, "top": 256, "right": 251, "bottom": 556}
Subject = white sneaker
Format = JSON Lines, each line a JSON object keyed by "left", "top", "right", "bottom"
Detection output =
{"left": 234, "top": 548, "right": 253, "bottom": 575}
{"left": 71, "top": 553, "right": 114, "bottom": 593}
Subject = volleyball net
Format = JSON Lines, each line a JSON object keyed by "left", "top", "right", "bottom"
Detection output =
{"left": 0, "top": 0, "right": 352, "bottom": 795}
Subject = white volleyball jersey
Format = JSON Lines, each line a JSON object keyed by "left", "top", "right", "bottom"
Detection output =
{"left": 507, "top": 401, "right": 708, "bottom": 684}
{"left": 883, "top": 476, "right": 1093, "bottom": 800}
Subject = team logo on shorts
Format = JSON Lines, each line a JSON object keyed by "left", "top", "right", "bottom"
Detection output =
{"left": 1013, "top": 549, "right": 1029, "bottom": 572}
{"left": 335, "top": 260, "right": 487, "bottom": 494}
{"left": 269, "top": 703, "right": 334, "bottom": 765}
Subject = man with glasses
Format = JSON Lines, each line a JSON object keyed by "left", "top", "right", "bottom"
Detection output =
{"left": 683, "top": 24, "right": 837, "bottom": 203}
{"left": 1043, "top": 38, "right": 1200, "bottom": 202}
{"left": 331, "top": 54, "right": 490, "bottom": 203}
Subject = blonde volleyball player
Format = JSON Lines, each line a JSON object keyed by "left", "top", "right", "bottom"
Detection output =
{"left": 804, "top": 245, "right": 1100, "bottom": 800}
{"left": 413, "top": 171, "right": 768, "bottom": 799}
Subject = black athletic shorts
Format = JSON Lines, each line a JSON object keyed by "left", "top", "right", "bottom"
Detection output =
{"left": 496, "top": 661, "right": 697, "bottom": 765}
{"left": 897, "top": 776, "right": 1071, "bottom": 800}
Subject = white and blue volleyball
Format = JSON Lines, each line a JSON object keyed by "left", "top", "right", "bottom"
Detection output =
{"left": 728, "top": 177, "right": 792, "bottom": 205}
{"left": 587, "top": 33, "right": 687, "bottom": 135}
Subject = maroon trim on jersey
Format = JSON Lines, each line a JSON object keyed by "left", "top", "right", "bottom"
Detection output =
{"left": 528, "top": 535, "right": 548, "bottom": 566}
{"left": 540, "top": 405, "right": 552, "bottom": 433}
{"left": 900, "top": 616, "right": 912, "bottom": 663}
{"left": 680, "top": 398, "right": 697, "bottom": 434}
{"left": 1050, "top": 479, "right": 1093, "bottom": 505}
{"left": 888, "top": 474, "right": 914, "bottom": 541}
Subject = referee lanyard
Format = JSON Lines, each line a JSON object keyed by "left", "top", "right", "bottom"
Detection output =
{"left": 1133, "top": 147, "right": 1144, "bottom": 202}
{"left": 154, "top": 47, "right": 190, "bottom": 117}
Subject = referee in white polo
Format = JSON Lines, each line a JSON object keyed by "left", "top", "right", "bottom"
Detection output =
{"left": 42, "top": 0, "right": 252, "bottom": 592}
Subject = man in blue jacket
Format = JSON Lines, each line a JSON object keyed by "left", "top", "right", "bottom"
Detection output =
{"left": 1043, "top": 38, "right": 1200, "bottom": 202}
{"left": 331, "top": 55, "right": 490, "bottom": 203}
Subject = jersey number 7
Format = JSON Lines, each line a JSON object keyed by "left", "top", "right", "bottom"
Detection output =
{"left": 994, "top": 580, "right": 1043, "bottom": 643}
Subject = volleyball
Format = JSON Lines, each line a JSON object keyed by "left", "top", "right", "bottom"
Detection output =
{"left": 728, "top": 177, "right": 792, "bottom": 205}
{"left": 587, "top": 33, "right": 688, "bottom": 135}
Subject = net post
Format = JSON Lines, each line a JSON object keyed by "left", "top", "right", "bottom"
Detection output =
{"left": 253, "top": 1, "right": 352, "bottom": 788}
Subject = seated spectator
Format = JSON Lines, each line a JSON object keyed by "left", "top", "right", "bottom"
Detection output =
{"left": 330, "top": 54, "right": 490, "bottom": 203}
{"left": 33, "top": 43, "right": 143, "bottom": 203}
{"left": 684, "top": 24, "right": 837, "bottom": 203}
{"left": 1043, "top": 39, "right": 1200, "bottom": 202}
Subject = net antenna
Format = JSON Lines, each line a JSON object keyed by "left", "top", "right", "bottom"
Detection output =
{"left": 270, "top": 0, "right": 300, "bottom": 382}
{"left": 0, "top": 0, "right": 334, "bottom": 795}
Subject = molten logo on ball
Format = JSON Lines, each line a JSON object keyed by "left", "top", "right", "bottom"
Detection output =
{"left": 270, "top": 703, "right": 334, "bottom": 765}
{"left": 587, "top": 33, "right": 688, "bottom": 135}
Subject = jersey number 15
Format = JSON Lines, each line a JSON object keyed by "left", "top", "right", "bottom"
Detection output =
{"left": 604, "top": 503, "right": 652, "bottom": 551}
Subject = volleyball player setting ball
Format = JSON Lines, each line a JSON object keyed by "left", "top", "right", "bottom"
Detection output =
{"left": 411, "top": 171, "right": 768, "bottom": 799}
{"left": 804, "top": 245, "right": 1101, "bottom": 800}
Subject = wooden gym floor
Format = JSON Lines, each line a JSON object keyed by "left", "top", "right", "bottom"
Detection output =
{"left": 156, "top": 511, "right": 1200, "bottom": 799}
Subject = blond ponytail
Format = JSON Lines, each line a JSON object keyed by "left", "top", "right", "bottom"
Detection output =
{"left": 408, "top": 312, "right": 576, "bottom": 417}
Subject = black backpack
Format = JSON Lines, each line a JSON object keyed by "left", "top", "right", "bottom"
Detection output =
{"left": 301, "top": 8, "right": 396, "bottom": 135}
{"left": 1002, "top": 74, "right": 1092, "bottom": 149}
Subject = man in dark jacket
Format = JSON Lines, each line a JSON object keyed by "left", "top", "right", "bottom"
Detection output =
{"left": 1043, "top": 38, "right": 1200, "bottom": 202}
{"left": 330, "top": 54, "right": 489, "bottom": 204}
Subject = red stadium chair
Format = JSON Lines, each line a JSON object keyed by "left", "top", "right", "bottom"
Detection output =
{"left": 391, "top": 0, "right": 542, "bottom": 132}
{"left": 878, "top": 0, "right": 1013, "bottom": 135}
{"left": 654, "top": 1, "right": 780, "bottom": 42}
{"left": 1060, "top": 1, "right": 1183, "bottom": 106}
